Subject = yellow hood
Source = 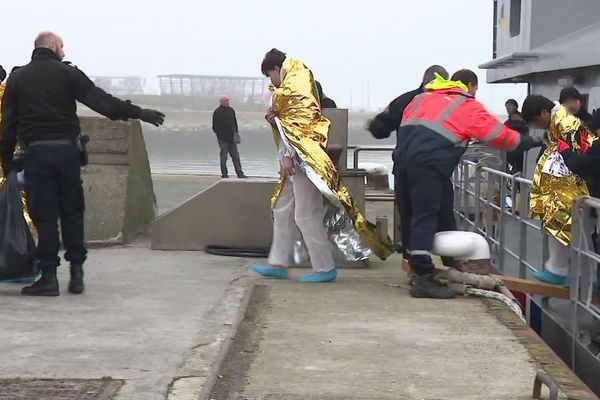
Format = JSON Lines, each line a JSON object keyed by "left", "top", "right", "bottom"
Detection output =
{"left": 425, "top": 73, "right": 468, "bottom": 93}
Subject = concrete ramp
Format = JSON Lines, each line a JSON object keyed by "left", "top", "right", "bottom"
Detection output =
{"left": 151, "top": 171, "right": 368, "bottom": 251}
{"left": 151, "top": 179, "right": 276, "bottom": 250}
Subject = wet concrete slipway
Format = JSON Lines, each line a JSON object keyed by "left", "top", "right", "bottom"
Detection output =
{"left": 0, "top": 175, "right": 595, "bottom": 400}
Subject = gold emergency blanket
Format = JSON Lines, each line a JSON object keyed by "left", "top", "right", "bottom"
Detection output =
{"left": 269, "top": 57, "right": 391, "bottom": 260}
{"left": 529, "top": 106, "right": 596, "bottom": 246}
{"left": 0, "top": 84, "right": 35, "bottom": 233}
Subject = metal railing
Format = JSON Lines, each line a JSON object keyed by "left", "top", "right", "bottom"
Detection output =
{"left": 452, "top": 145, "right": 599, "bottom": 369}
{"left": 348, "top": 145, "right": 395, "bottom": 170}
{"left": 349, "top": 141, "right": 599, "bottom": 371}
{"left": 569, "top": 197, "right": 600, "bottom": 366}
{"left": 348, "top": 145, "right": 398, "bottom": 244}
{"left": 451, "top": 146, "right": 548, "bottom": 277}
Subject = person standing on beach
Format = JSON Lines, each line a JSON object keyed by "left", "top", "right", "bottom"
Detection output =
{"left": 250, "top": 48, "right": 390, "bottom": 283}
{"left": 212, "top": 96, "right": 246, "bottom": 179}
{"left": 0, "top": 31, "right": 165, "bottom": 296}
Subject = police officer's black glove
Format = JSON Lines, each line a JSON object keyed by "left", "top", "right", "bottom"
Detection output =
{"left": 140, "top": 109, "right": 165, "bottom": 127}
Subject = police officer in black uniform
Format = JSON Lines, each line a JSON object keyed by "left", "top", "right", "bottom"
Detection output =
{"left": 0, "top": 31, "right": 165, "bottom": 296}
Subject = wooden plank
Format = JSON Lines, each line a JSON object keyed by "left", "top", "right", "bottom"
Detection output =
{"left": 497, "top": 274, "right": 570, "bottom": 299}
{"left": 401, "top": 259, "right": 600, "bottom": 302}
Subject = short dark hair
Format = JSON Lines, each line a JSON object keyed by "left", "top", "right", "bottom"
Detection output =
{"left": 521, "top": 95, "right": 555, "bottom": 123}
{"left": 0, "top": 65, "right": 6, "bottom": 82}
{"left": 422, "top": 65, "right": 448, "bottom": 84}
{"left": 505, "top": 98, "right": 518, "bottom": 108}
{"left": 451, "top": 69, "right": 478, "bottom": 88}
{"left": 261, "top": 48, "right": 286, "bottom": 77}
{"left": 559, "top": 87, "right": 582, "bottom": 104}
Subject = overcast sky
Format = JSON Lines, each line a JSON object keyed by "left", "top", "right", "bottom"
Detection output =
{"left": 3, "top": 0, "right": 526, "bottom": 113}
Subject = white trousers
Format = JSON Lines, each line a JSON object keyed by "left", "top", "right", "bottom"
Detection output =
{"left": 268, "top": 172, "right": 335, "bottom": 272}
{"left": 544, "top": 236, "right": 569, "bottom": 277}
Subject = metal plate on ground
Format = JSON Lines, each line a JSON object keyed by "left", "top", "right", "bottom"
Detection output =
{"left": 0, "top": 379, "right": 122, "bottom": 400}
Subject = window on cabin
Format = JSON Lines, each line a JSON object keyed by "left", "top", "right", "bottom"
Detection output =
{"left": 510, "top": 0, "right": 521, "bottom": 37}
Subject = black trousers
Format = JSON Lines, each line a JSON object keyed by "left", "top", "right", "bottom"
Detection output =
{"left": 218, "top": 141, "right": 244, "bottom": 177}
{"left": 395, "top": 166, "right": 455, "bottom": 275}
{"left": 24, "top": 145, "right": 87, "bottom": 271}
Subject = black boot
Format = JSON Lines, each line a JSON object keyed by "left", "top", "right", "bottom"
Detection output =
{"left": 409, "top": 274, "right": 455, "bottom": 299}
{"left": 69, "top": 264, "right": 85, "bottom": 294}
{"left": 21, "top": 268, "right": 59, "bottom": 296}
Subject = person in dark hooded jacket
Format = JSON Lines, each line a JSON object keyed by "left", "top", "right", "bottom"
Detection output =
{"left": 315, "top": 81, "right": 337, "bottom": 109}
{"left": 504, "top": 99, "right": 541, "bottom": 175}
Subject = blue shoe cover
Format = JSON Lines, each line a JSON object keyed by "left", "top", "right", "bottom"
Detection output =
{"left": 533, "top": 269, "right": 567, "bottom": 286}
{"left": 300, "top": 268, "right": 337, "bottom": 283}
{"left": 250, "top": 264, "right": 289, "bottom": 279}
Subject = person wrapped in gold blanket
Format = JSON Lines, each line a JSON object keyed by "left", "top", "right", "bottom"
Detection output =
{"left": 251, "top": 49, "right": 391, "bottom": 283}
{"left": 522, "top": 94, "right": 596, "bottom": 286}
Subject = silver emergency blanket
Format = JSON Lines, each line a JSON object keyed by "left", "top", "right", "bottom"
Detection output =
{"left": 273, "top": 117, "right": 371, "bottom": 264}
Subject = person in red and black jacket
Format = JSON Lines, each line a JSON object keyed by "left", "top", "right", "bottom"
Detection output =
{"left": 557, "top": 109, "right": 600, "bottom": 293}
{"left": 368, "top": 66, "right": 458, "bottom": 268}
{"left": 557, "top": 110, "right": 600, "bottom": 198}
{"left": 395, "top": 69, "right": 536, "bottom": 299}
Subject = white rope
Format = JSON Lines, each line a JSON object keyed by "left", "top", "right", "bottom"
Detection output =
{"left": 465, "top": 287, "right": 526, "bottom": 324}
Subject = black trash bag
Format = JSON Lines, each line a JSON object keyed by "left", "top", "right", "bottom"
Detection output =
{"left": 0, "top": 171, "right": 36, "bottom": 280}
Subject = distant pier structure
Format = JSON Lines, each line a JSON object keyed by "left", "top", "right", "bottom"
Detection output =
{"left": 158, "top": 74, "right": 269, "bottom": 105}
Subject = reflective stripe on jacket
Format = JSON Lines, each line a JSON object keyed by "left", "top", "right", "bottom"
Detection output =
{"left": 393, "top": 86, "right": 520, "bottom": 177}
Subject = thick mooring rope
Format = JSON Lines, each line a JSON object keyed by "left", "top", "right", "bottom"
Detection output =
{"left": 465, "top": 287, "right": 526, "bottom": 323}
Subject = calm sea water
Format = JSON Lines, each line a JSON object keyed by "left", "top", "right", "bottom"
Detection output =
{"left": 144, "top": 128, "right": 396, "bottom": 185}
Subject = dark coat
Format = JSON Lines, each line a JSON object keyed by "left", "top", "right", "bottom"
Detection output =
{"left": 321, "top": 97, "right": 337, "bottom": 109}
{"left": 393, "top": 88, "right": 520, "bottom": 177}
{"left": 562, "top": 141, "right": 600, "bottom": 198}
{"left": 504, "top": 112, "right": 534, "bottom": 173}
{"left": 576, "top": 108, "right": 593, "bottom": 127}
{"left": 368, "top": 86, "right": 423, "bottom": 139}
{"left": 212, "top": 105, "right": 238, "bottom": 143}
{"left": 1, "top": 48, "right": 142, "bottom": 166}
